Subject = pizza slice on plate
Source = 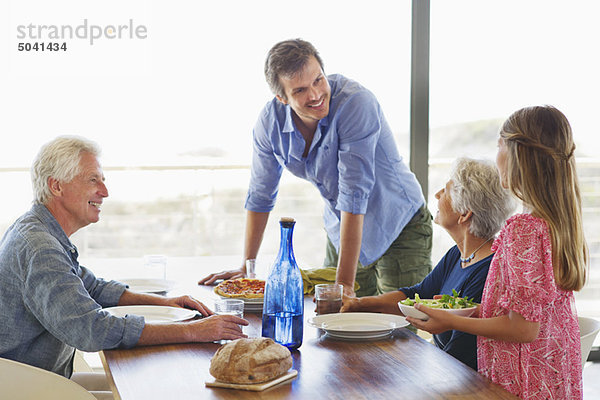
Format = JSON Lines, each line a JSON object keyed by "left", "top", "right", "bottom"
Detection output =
{"left": 214, "top": 278, "right": 265, "bottom": 299}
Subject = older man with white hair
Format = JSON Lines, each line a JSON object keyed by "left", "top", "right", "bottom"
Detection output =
{"left": 0, "top": 136, "right": 247, "bottom": 398}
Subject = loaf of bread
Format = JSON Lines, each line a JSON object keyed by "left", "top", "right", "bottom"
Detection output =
{"left": 209, "top": 338, "right": 293, "bottom": 384}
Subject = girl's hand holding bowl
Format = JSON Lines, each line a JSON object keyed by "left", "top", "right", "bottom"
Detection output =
{"left": 405, "top": 303, "right": 457, "bottom": 334}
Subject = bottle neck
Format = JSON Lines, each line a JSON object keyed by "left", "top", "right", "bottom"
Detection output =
{"left": 277, "top": 221, "right": 296, "bottom": 264}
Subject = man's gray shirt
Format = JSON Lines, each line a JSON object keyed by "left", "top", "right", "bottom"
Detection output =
{"left": 0, "top": 204, "right": 144, "bottom": 377}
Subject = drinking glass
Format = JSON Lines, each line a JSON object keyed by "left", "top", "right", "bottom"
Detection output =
{"left": 214, "top": 299, "right": 245, "bottom": 343}
{"left": 214, "top": 299, "right": 244, "bottom": 318}
{"left": 245, "top": 259, "right": 256, "bottom": 278}
{"left": 315, "top": 283, "right": 343, "bottom": 315}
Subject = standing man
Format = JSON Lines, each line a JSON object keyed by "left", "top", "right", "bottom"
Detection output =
{"left": 0, "top": 136, "right": 247, "bottom": 395}
{"left": 200, "top": 39, "right": 432, "bottom": 297}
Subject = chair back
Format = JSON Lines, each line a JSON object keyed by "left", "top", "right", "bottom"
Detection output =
{"left": 0, "top": 357, "right": 96, "bottom": 400}
{"left": 579, "top": 316, "right": 600, "bottom": 368}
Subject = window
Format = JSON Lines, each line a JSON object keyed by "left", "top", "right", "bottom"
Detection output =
{"left": 430, "top": 0, "right": 600, "bottom": 329}
{"left": 1, "top": 1, "right": 411, "bottom": 269}
{"left": 3, "top": 2, "right": 596, "bottom": 324}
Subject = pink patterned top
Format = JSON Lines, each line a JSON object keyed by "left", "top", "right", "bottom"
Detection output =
{"left": 477, "top": 214, "right": 582, "bottom": 400}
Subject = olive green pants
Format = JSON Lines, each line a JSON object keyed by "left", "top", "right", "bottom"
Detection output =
{"left": 324, "top": 206, "right": 433, "bottom": 297}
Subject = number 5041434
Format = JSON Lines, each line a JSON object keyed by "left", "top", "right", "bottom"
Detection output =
{"left": 18, "top": 42, "right": 67, "bottom": 51}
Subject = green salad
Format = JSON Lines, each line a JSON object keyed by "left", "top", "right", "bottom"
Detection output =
{"left": 400, "top": 289, "right": 477, "bottom": 309}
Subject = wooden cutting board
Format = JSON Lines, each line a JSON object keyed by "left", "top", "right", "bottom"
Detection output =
{"left": 205, "top": 369, "right": 298, "bottom": 391}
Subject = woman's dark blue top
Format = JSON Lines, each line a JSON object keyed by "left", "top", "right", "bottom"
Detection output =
{"left": 399, "top": 245, "right": 492, "bottom": 370}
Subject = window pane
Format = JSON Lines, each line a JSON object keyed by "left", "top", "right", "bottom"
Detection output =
{"left": 1, "top": 1, "right": 411, "bottom": 270}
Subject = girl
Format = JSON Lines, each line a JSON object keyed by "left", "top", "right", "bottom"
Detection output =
{"left": 407, "top": 105, "right": 588, "bottom": 399}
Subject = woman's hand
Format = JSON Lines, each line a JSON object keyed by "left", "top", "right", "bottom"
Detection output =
{"left": 405, "top": 303, "right": 456, "bottom": 334}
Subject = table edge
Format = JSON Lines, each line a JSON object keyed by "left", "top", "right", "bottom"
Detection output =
{"left": 100, "top": 350, "right": 122, "bottom": 400}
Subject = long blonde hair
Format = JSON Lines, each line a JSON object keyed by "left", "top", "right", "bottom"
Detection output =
{"left": 501, "top": 105, "right": 588, "bottom": 291}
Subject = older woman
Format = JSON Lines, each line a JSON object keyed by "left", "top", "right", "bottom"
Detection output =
{"left": 341, "top": 157, "right": 514, "bottom": 369}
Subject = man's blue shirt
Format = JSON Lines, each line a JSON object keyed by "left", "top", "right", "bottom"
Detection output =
{"left": 245, "top": 74, "right": 425, "bottom": 265}
{"left": 0, "top": 204, "right": 144, "bottom": 377}
{"left": 399, "top": 245, "right": 492, "bottom": 370}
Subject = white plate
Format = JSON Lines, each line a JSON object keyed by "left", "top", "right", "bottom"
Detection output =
{"left": 121, "top": 278, "right": 177, "bottom": 294}
{"left": 398, "top": 302, "right": 477, "bottom": 321}
{"left": 243, "top": 303, "right": 264, "bottom": 313}
{"left": 325, "top": 330, "right": 393, "bottom": 340}
{"left": 104, "top": 305, "right": 197, "bottom": 323}
{"left": 307, "top": 313, "right": 409, "bottom": 339}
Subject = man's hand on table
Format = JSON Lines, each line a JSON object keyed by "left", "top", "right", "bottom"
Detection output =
{"left": 162, "top": 295, "right": 213, "bottom": 317}
{"left": 138, "top": 313, "right": 249, "bottom": 345}
{"left": 188, "top": 315, "right": 249, "bottom": 342}
{"left": 198, "top": 268, "right": 245, "bottom": 285}
{"left": 119, "top": 290, "right": 214, "bottom": 318}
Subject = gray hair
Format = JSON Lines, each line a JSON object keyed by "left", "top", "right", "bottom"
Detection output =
{"left": 264, "top": 38, "right": 324, "bottom": 99}
{"left": 449, "top": 157, "right": 515, "bottom": 239}
{"left": 31, "top": 135, "right": 101, "bottom": 204}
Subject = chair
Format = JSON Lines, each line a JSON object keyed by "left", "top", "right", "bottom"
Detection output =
{"left": 74, "top": 350, "right": 95, "bottom": 373}
{"left": 0, "top": 357, "right": 96, "bottom": 400}
{"left": 579, "top": 316, "right": 600, "bottom": 368}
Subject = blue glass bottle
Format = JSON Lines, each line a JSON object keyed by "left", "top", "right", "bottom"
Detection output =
{"left": 261, "top": 217, "right": 304, "bottom": 349}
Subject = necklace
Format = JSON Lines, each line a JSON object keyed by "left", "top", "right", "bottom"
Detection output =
{"left": 460, "top": 237, "right": 493, "bottom": 264}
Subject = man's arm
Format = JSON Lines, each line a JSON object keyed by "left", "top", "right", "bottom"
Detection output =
{"left": 242, "top": 210, "right": 269, "bottom": 266}
{"left": 198, "top": 210, "right": 269, "bottom": 285}
{"left": 117, "top": 289, "right": 249, "bottom": 345}
{"left": 335, "top": 211, "right": 364, "bottom": 297}
{"left": 137, "top": 314, "right": 248, "bottom": 345}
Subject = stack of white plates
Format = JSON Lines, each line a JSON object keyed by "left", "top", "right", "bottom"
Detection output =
{"left": 308, "top": 312, "right": 408, "bottom": 340}
{"left": 241, "top": 297, "right": 264, "bottom": 313}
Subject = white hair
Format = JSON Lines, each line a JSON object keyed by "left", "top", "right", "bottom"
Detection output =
{"left": 31, "top": 135, "right": 101, "bottom": 204}
{"left": 449, "top": 157, "right": 515, "bottom": 239}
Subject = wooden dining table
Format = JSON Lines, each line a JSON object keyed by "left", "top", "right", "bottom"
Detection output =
{"left": 100, "top": 283, "right": 519, "bottom": 400}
